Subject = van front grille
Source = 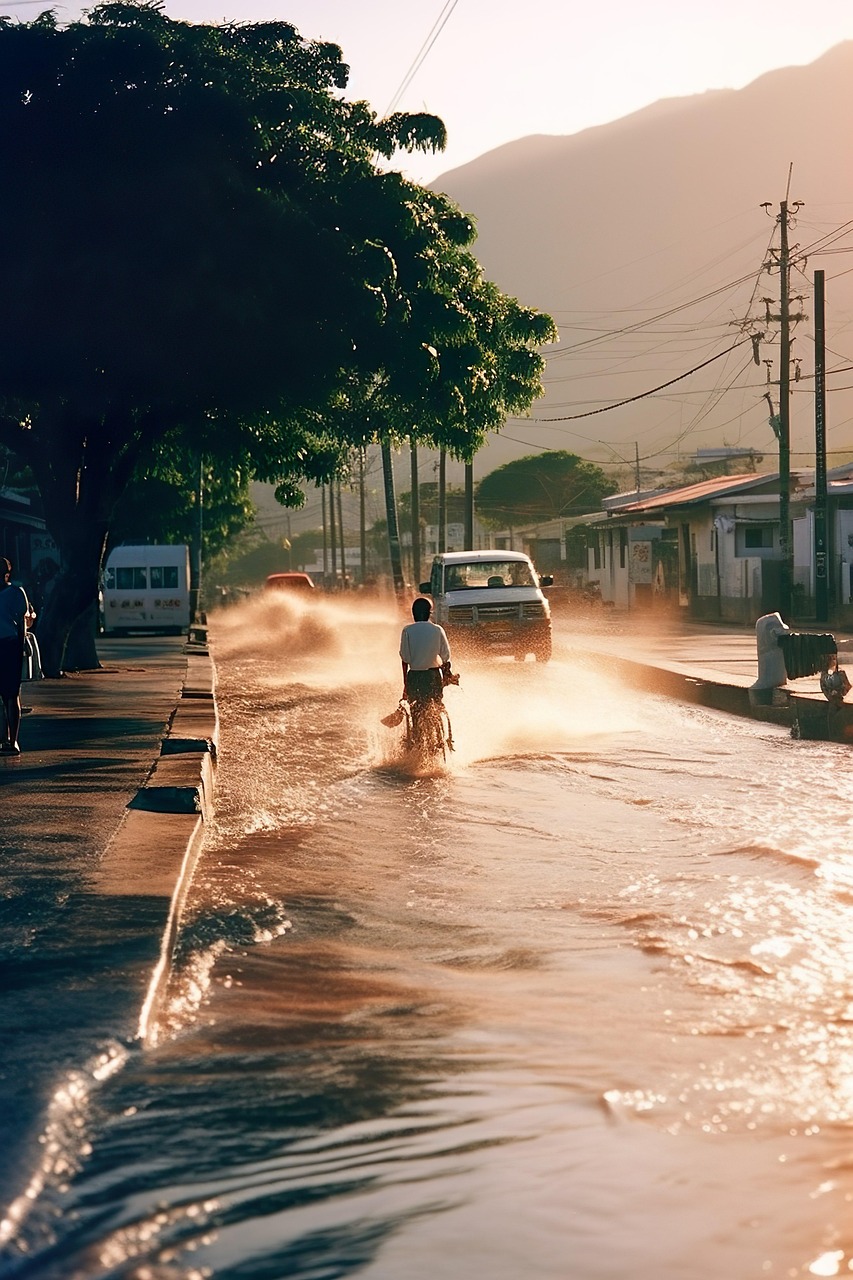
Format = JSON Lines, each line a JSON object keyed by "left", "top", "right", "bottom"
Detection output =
{"left": 476, "top": 604, "right": 521, "bottom": 622}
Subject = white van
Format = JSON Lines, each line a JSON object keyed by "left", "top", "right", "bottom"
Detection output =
{"left": 102, "top": 544, "right": 191, "bottom": 635}
{"left": 420, "top": 550, "right": 553, "bottom": 662}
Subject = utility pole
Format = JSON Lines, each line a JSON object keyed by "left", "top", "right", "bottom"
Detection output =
{"left": 381, "top": 439, "right": 405, "bottom": 595}
{"left": 359, "top": 447, "right": 367, "bottom": 586}
{"left": 410, "top": 440, "right": 421, "bottom": 587}
{"left": 438, "top": 450, "right": 447, "bottom": 554}
{"left": 190, "top": 454, "right": 204, "bottom": 621}
{"left": 814, "top": 269, "right": 828, "bottom": 622}
{"left": 634, "top": 442, "right": 641, "bottom": 492}
{"left": 464, "top": 461, "right": 474, "bottom": 550}
{"left": 760, "top": 186, "right": 804, "bottom": 621}
{"left": 328, "top": 476, "right": 338, "bottom": 588}
{"left": 337, "top": 480, "right": 347, "bottom": 588}
{"left": 778, "top": 199, "right": 793, "bottom": 619}
{"left": 321, "top": 485, "right": 328, "bottom": 587}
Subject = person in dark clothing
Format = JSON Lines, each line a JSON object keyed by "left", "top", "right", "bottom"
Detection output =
{"left": 0, "top": 556, "right": 33, "bottom": 755}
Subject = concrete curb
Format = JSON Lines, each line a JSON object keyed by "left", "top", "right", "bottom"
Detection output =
{"left": 567, "top": 646, "right": 755, "bottom": 717}
{"left": 567, "top": 645, "right": 853, "bottom": 742}
{"left": 96, "top": 639, "right": 218, "bottom": 1044}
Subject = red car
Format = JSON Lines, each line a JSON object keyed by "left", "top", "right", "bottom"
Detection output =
{"left": 264, "top": 572, "right": 316, "bottom": 592}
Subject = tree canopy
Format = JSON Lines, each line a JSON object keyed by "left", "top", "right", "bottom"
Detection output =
{"left": 475, "top": 452, "right": 613, "bottom": 528}
{"left": 0, "top": 1, "right": 555, "bottom": 672}
{"left": 107, "top": 438, "right": 254, "bottom": 562}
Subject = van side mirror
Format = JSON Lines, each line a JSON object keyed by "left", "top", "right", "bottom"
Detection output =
{"left": 540, "top": 575, "right": 554, "bottom": 587}
{"left": 418, "top": 582, "right": 432, "bottom": 594}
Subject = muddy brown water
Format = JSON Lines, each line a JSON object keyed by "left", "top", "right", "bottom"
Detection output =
{"left": 4, "top": 595, "right": 853, "bottom": 1279}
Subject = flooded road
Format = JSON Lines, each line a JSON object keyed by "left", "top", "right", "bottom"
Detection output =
{"left": 6, "top": 593, "right": 853, "bottom": 1279}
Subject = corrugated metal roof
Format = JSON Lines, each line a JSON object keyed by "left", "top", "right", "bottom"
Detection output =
{"left": 612, "top": 473, "right": 770, "bottom": 514}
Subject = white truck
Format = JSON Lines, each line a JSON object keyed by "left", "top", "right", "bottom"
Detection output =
{"left": 101, "top": 544, "right": 191, "bottom": 636}
{"left": 420, "top": 549, "right": 552, "bottom": 662}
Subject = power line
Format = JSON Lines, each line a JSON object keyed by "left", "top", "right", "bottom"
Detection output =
{"left": 545, "top": 269, "right": 761, "bottom": 361}
{"left": 383, "top": 1, "right": 460, "bottom": 116}
{"left": 527, "top": 338, "right": 750, "bottom": 422}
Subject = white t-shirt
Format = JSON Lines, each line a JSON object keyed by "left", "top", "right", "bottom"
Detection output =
{"left": 0, "top": 583, "right": 29, "bottom": 640}
{"left": 399, "top": 619, "right": 451, "bottom": 671}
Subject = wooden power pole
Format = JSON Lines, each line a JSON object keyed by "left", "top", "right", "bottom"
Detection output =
{"left": 438, "top": 450, "right": 447, "bottom": 554}
{"left": 410, "top": 441, "right": 421, "bottom": 587}
{"left": 464, "top": 461, "right": 474, "bottom": 550}
{"left": 381, "top": 440, "right": 405, "bottom": 595}
{"left": 778, "top": 198, "right": 793, "bottom": 620}
{"left": 814, "top": 269, "right": 829, "bottom": 622}
{"left": 761, "top": 186, "right": 804, "bottom": 621}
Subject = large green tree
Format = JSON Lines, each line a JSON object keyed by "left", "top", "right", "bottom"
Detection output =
{"left": 107, "top": 437, "right": 254, "bottom": 563}
{"left": 476, "top": 451, "right": 613, "bottom": 528}
{"left": 0, "top": 2, "right": 554, "bottom": 673}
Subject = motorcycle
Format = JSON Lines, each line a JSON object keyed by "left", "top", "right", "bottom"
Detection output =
{"left": 381, "top": 668, "right": 459, "bottom": 763}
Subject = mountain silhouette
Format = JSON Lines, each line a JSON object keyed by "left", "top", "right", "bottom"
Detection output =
{"left": 432, "top": 43, "right": 853, "bottom": 483}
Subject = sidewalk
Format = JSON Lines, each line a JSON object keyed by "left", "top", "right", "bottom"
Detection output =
{"left": 0, "top": 634, "right": 218, "bottom": 1215}
{"left": 562, "top": 617, "right": 853, "bottom": 739}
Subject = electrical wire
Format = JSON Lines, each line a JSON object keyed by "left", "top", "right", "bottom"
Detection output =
{"left": 383, "top": 0, "right": 460, "bottom": 116}
{"left": 545, "top": 270, "right": 761, "bottom": 360}
{"left": 529, "top": 338, "right": 750, "bottom": 422}
{"left": 799, "top": 218, "right": 853, "bottom": 258}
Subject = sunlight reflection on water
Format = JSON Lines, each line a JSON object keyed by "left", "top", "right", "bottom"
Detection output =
{"left": 9, "top": 594, "right": 853, "bottom": 1279}
{"left": 161, "top": 599, "right": 853, "bottom": 1276}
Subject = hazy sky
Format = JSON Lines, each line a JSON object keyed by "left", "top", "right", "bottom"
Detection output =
{"left": 8, "top": 0, "right": 851, "bottom": 182}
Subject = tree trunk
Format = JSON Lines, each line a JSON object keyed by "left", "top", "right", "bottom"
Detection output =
{"left": 37, "top": 521, "right": 107, "bottom": 675}
{"left": 381, "top": 439, "right": 405, "bottom": 596}
{"left": 5, "top": 401, "right": 161, "bottom": 676}
{"left": 25, "top": 410, "right": 122, "bottom": 676}
{"left": 64, "top": 603, "right": 100, "bottom": 672}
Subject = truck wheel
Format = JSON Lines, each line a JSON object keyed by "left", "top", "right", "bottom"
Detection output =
{"left": 533, "top": 636, "right": 552, "bottom": 663}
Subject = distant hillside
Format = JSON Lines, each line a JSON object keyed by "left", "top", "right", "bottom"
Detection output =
{"left": 432, "top": 43, "right": 853, "bottom": 481}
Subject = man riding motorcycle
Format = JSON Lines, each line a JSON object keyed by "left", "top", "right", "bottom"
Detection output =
{"left": 399, "top": 596, "right": 455, "bottom": 745}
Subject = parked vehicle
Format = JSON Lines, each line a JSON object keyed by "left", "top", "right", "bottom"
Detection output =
{"left": 420, "top": 550, "right": 552, "bottom": 662}
{"left": 101, "top": 544, "right": 191, "bottom": 635}
{"left": 264, "top": 572, "right": 316, "bottom": 592}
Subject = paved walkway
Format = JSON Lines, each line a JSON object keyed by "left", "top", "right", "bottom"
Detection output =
{"left": 0, "top": 634, "right": 216, "bottom": 1215}
{"left": 561, "top": 617, "right": 853, "bottom": 737}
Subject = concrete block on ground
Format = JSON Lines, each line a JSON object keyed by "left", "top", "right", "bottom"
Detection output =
{"left": 130, "top": 750, "right": 214, "bottom": 818}
{"left": 95, "top": 806, "right": 207, "bottom": 1043}
{"left": 97, "top": 808, "right": 204, "bottom": 898}
{"left": 184, "top": 650, "right": 216, "bottom": 698}
{"left": 163, "top": 694, "right": 219, "bottom": 758}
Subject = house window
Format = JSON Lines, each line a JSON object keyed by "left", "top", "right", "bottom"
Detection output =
{"left": 735, "top": 523, "right": 776, "bottom": 558}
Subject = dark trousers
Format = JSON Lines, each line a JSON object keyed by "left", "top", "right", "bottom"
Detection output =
{"left": 405, "top": 667, "right": 443, "bottom": 706}
{"left": 0, "top": 635, "right": 24, "bottom": 699}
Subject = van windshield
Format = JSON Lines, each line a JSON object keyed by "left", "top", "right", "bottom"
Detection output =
{"left": 444, "top": 561, "right": 536, "bottom": 590}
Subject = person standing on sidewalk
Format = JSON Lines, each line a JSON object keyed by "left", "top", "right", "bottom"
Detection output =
{"left": 0, "top": 556, "right": 32, "bottom": 755}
